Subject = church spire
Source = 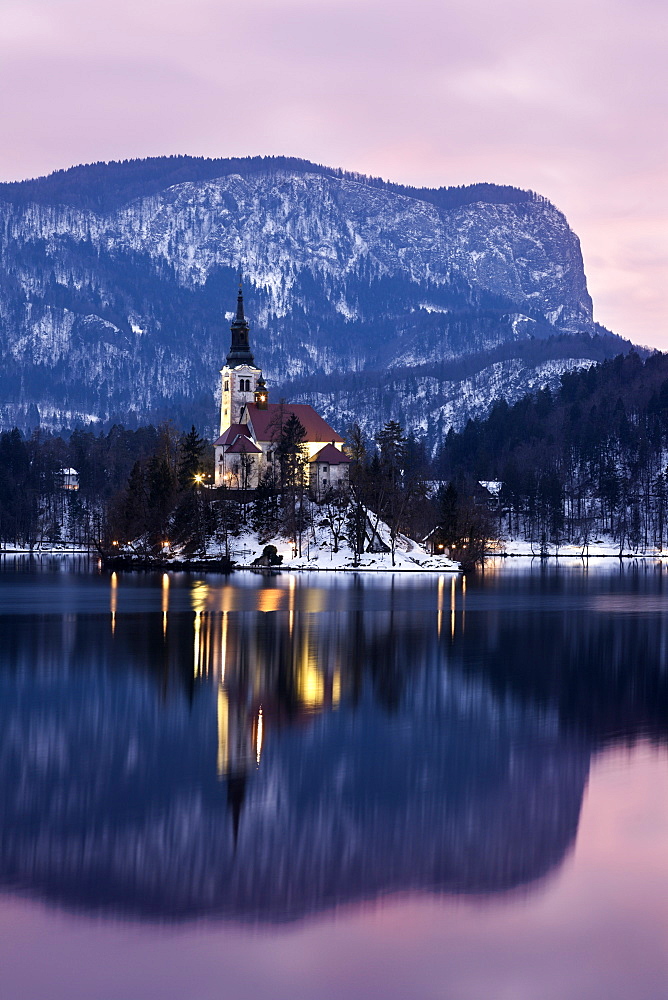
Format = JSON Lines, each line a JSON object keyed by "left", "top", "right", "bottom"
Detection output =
{"left": 226, "top": 277, "right": 255, "bottom": 365}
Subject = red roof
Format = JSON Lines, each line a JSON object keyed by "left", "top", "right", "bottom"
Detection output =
{"left": 213, "top": 424, "right": 251, "bottom": 447}
{"left": 310, "top": 443, "right": 351, "bottom": 464}
{"left": 245, "top": 403, "right": 344, "bottom": 444}
{"left": 226, "top": 437, "right": 262, "bottom": 454}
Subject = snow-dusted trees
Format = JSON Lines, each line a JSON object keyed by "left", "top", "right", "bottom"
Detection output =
{"left": 437, "top": 352, "right": 668, "bottom": 553}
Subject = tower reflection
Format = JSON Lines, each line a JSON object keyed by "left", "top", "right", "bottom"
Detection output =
{"left": 0, "top": 568, "right": 666, "bottom": 924}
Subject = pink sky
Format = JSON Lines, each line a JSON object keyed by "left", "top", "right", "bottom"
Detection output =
{"left": 0, "top": 0, "right": 665, "bottom": 347}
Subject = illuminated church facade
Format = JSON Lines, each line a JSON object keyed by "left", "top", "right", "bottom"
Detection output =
{"left": 213, "top": 283, "right": 351, "bottom": 492}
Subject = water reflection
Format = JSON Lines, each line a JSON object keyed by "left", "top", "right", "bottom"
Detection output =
{"left": 0, "top": 564, "right": 666, "bottom": 923}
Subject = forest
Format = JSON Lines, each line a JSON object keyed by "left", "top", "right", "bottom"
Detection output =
{"left": 0, "top": 153, "right": 539, "bottom": 214}
{"left": 435, "top": 350, "right": 668, "bottom": 552}
{"left": 3, "top": 350, "right": 668, "bottom": 562}
{"left": 0, "top": 415, "right": 437, "bottom": 565}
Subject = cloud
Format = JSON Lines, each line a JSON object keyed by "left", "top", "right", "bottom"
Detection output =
{"left": 0, "top": 0, "right": 665, "bottom": 345}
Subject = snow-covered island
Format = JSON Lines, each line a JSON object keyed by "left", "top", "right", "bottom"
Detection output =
{"left": 104, "top": 282, "right": 459, "bottom": 575}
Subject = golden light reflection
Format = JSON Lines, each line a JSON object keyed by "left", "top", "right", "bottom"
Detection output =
{"left": 217, "top": 685, "right": 229, "bottom": 777}
{"left": 204, "top": 610, "right": 211, "bottom": 674}
{"left": 304, "top": 588, "right": 326, "bottom": 613}
{"left": 255, "top": 707, "right": 264, "bottom": 765}
{"left": 437, "top": 575, "right": 444, "bottom": 638}
{"left": 193, "top": 611, "right": 202, "bottom": 677}
{"left": 333, "top": 670, "right": 341, "bottom": 706}
{"left": 258, "top": 588, "right": 283, "bottom": 613}
{"left": 288, "top": 575, "right": 296, "bottom": 637}
{"left": 110, "top": 571, "right": 117, "bottom": 635}
{"left": 220, "top": 611, "right": 228, "bottom": 682}
{"left": 161, "top": 573, "right": 169, "bottom": 635}
{"left": 191, "top": 582, "right": 209, "bottom": 678}
{"left": 217, "top": 585, "right": 237, "bottom": 614}
{"left": 451, "top": 575, "right": 456, "bottom": 639}
{"left": 297, "top": 646, "right": 324, "bottom": 708}
{"left": 461, "top": 573, "right": 466, "bottom": 634}
{"left": 191, "top": 580, "right": 209, "bottom": 613}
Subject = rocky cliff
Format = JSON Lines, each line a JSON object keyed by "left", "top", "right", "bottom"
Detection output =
{"left": 0, "top": 156, "right": 631, "bottom": 446}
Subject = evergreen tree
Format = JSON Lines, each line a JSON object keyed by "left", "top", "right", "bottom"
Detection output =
{"left": 251, "top": 472, "right": 281, "bottom": 541}
{"left": 146, "top": 454, "right": 178, "bottom": 544}
{"left": 275, "top": 414, "right": 308, "bottom": 555}
{"left": 375, "top": 420, "right": 406, "bottom": 487}
{"left": 178, "top": 426, "right": 206, "bottom": 490}
{"left": 121, "top": 460, "right": 147, "bottom": 543}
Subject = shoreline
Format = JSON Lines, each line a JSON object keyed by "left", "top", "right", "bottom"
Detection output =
{"left": 6, "top": 545, "right": 668, "bottom": 568}
{"left": 491, "top": 546, "right": 668, "bottom": 559}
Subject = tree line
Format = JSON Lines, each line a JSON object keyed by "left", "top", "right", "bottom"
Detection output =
{"left": 435, "top": 351, "right": 668, "bottom": 553}
{"left": 0, "top": 411, "right": 443, "bottom": 564}
{"left": 0, "top": 153, "right": 537, "bottom": 215}
{"left": 6, "top": 349, "right": 668, "bottom": 562}
{"left": 103, "top": 413, "right": 439, "bottom": 565}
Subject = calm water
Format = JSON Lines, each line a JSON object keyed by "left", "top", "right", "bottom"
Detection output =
{"left": 0, "top": 557, "right": 667, "bottom": 1000}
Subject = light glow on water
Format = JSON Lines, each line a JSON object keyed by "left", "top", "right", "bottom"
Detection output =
{"left": 0, "top": 559, "right": 667, "bottom": 999}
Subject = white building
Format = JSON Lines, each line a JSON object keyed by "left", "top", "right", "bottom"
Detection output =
{"left": 214, "top": 283, "right": 351, "bottom": 491}
{"left": 58, "top": 467, "right": 79, "bottom": 490}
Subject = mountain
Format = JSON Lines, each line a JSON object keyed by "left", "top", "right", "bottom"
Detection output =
{"left": 0, "top": 155, "right": 633, "bottom": 447}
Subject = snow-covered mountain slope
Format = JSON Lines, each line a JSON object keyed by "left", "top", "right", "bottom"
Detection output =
{"left": 296, "top": 356, "right": 598, "bottom": 447}
{"left": 0, "top": 157, "right": 632, "bottom": 444}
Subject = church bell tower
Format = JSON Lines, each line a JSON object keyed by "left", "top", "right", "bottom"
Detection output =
{"left": 219, "top": 280, "right": 264, "bottom": 434}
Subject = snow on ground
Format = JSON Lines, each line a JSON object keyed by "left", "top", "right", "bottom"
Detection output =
{"left": 492, "top": 536, "right": 668, "bottom": 558}
{"left": 0, "top": 544, "right": 90, "bottom": 554}
{"left": 227, "top": 535, "right": 459, "bottom": 573}
{"left": 206, "top": 513, "right": 459, "bottom": 573}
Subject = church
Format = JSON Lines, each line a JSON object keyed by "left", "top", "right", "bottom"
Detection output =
{"left": 213, "top": 283, "right": 351, "bottom": 492}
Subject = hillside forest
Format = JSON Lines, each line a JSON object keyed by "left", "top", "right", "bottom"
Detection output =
{"left": 2, "top": 351, "right": 668, "bottom": 563}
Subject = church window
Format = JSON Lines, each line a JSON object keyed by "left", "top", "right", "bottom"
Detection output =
{"left": 224, "top": 380, "right": 229, "bottom": 392}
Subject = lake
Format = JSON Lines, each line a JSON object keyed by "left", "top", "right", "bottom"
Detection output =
{"left": 0, "top": 557, "right": 667, "bottom": 1000}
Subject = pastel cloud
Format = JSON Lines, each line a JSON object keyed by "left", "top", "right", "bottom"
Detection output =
{"left": 0, "top": 0, "right": 665, "bottom": 345}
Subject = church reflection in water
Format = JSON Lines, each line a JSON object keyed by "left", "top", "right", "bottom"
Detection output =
{"left": 0, "top": 568, "right": 667, "bottom": 923}
{"left": 186, "top": 577, "right": 344, "bottom": 813}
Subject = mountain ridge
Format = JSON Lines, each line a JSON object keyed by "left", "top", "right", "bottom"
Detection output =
{"left": 0, "top": 156, "right": 635, "bottom": 445}
{"left": 0, "top": 154, "right": 545, "bottom": 214}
